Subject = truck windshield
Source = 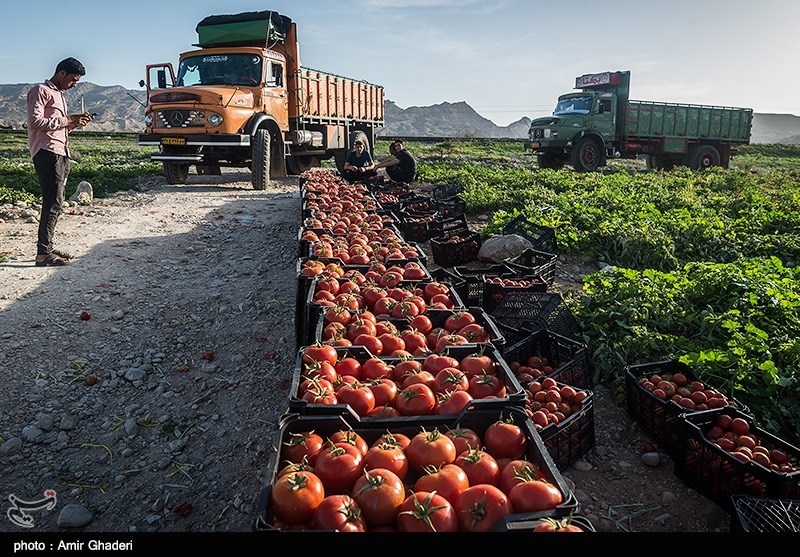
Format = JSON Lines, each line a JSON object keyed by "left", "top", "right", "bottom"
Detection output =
{"left": 554, "top": 95, "right": 593, "bottom": 116}
{"left": 177, "top": 53, "right": 263, "bottom": 87}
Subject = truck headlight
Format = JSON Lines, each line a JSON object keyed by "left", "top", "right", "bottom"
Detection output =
{"left": 208, "top": 113, "right": 223, "bottom": 127}
{"left": 144, "top": 114, "right": 153, "bottom": 126}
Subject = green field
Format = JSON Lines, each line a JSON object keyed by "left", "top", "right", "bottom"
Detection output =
{"left": 3, "top": 132, "right": 799, "bottom": 446}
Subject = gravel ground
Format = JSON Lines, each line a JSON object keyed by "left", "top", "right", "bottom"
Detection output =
{"left": 0, "top": 169, "right": 731, "bottom": 537}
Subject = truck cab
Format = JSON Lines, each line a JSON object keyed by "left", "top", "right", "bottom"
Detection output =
{"left": 526, "top": 71, "right": 629, "bottom": 171}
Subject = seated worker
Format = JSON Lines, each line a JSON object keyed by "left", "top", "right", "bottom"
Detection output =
{"left": 385, "top": 139, "right": 417, "bottom": 183}
{"left": 342, "top": 139, "right": 377, "bottom": 183}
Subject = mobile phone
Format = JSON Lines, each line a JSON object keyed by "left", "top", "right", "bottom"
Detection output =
{"left": 90, "top": 113, "right": 98, "bottom": 117}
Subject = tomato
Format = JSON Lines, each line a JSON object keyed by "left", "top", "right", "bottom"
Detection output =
{"left": 346, "top": 318, "right": 377, "bottom": 341}
{"left": 455, "top": 484, "right": 512, "bottom": 532}
{"left": 363, "top": 443, "right": 409, "bottom": 480}
{"left": 402, "top": 262, "right": 427, "bottom": 281}
{"left": 311, "top": 494, "right": 366, "bottom": 532}
{"left": 484, "top": 418, "right": 527, "bottom": 459}
{"left": 395, "top": 383, "right": 437, "bottom": 416}
{"left": 397, "top": 491, "right": 458, "bottom": 532}
{"left": 351, "top": 468, "right": 406, "bottom": 528}
{"left": 276, "top": 460, "right": 315, "bottom": 479}
{"left": 409, "top": 314, "right": 433, "bottom": 335}
{"left": 435, "top": 333, "right": 470, "bottom": 353}
{"left": 444, "top": 426, "right": 482, "bottom": 455}
{"left": 281, "top": 431, "right": 325, "bottom": 467}
{"left": 444, "top": 311, "right": 476, "bottom": 332}
{"left": 302, "top": 360, "right": 338, "bottom": 384}
{"left": 365, "top": 377, "right": 399, "bottom": 407}
{"left": 372, "top": 432, "right": 412, "bottom": 452}
{"left": 325, "top": 305, "right": 353, "bottom": 327}
{"left": 455, "top": 448, "right": 501, "bottom": 486}
{"left": 361, "top": 357, "right": 394, "bottom": 380}
{"left": 730, "top": 417, "right": 751, "bottom": 436}
{"left": 459, "top": 352, "right": 496, "bottom": 377}
{"left": 367, "top": 404, "right": 401, "bottom": 418}
{"left": 399, "top": 330, "right": 428, "bottom": 355}
{"left": 422, "top": 353, "right": 460, "bottom": 374}
{"left": 407, "top": 428, "right": 458, "bottom": 473}
{"left": 457, "top": 323, "right": 489, "bottom": 343}
{"left": 334, "top": 357, "right": 362, "bottom": 380}
{"left": 401, "top": 370, "right": 436, "bottom": 390}
{"left": 301, "top": 387, "right": 338, "bottom": 406}
{"left": 329, "top": 430, "right": 369, "bottom": 456}
{"left": 372, "top": 296, "right": 396, "bottom": 317}
{"left": 378, "top": 331, "right": 406, "bottom": 354}
{"left": 302, "top": 343, "right": 339, "bottom": 367}
{"left": 435, "top": 389, "right": 474, "bottom": 415}
{"left": 335, "top": 383, "right": 376, "bottom": 417}
{"left": 468, "top": 373, "right": 507, "bottom": 399}
{"left": 508, "top": 479, "right": 563, "bottom": 513}
{"left": 423, "top": 282, "right": 450, "bottom": 302}
{"left": 352, "top": 333, "right": 383, "bottom": 356}
{"left": 432, "top": 367, "right": 469, "bottom": 394}
{"left": 391, "top": 301, "right": 420, "bottom": 319}
{"left": 532, "top": 516, "right": 584, "bottom": 532}
{"left": 269, "top": 471, "right": 325, "bottom": 526}
{"left": 314, "top": 443, "right": 365, "bottom": 494}
{"left": 498, "top": 459, "right": 546, "bottom": 494}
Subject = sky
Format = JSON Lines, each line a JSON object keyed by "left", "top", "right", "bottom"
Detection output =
{"left": 4, "top": 0, "right": 799, "bottom": 127}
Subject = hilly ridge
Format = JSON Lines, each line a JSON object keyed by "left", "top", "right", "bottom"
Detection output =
{"left": 1, "top": 82, "right": 798, "bottom": 144}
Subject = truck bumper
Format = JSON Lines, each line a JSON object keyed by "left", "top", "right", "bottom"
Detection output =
{"left": 138, "top": 134, "right": 252, "bottom": 163}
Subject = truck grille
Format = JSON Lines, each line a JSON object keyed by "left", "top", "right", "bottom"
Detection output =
{"left": 155, "top": 110, "right": 205, "bottom": 129}
{"left": 531, "top": 128, "right": 544, "bottom": 140}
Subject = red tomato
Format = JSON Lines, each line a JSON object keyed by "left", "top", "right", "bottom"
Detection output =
{"left": 457, "top": 323, "right": 490, "bottom": 343}
{"left": 367, "top": 404, "right": 401, "bottom": 418}
{"left": 378, "top": 331, "right": 406, "bottom": 354}
{"left": 399, "top": 330, "right": 428, "bottom": 355}
{"left": 302, "top": 360, "right": 338, "bottom": 384}
{"left": 484, "top": 419, "right": 527, "bottom": 460}
{"left": 311, "top": 495, "right": 367, "bottom": 532}
{"left": 409, "top": 314, "right": 433, "bottom": 334}
{"left": 468, "top": 373, "right": 507, "bottom": 399}
{"left": 444, "top": 311, "right": 476, "bottom": 332}
{"left": 413, "top": 463, "right": 469, "bottom": 506}
{"left": 397, "top": 491, "right": 458, "bottom": 532}
{"left": 508, "top": 479, "right": 564, "bottom": 513}
{"left": 432, "top": 367, "right": 469, "bottom": 394}
{"left": 363, "top": 443, "right": 409, "bottom": 480}
{"left": 444, "top": 426, "right": 482, "bottom": 455}
{"left": 361, "top": 357, "right": 394, "bottom": 380}
{"left": 455, "top": 448, "right": 501, "bottom": 486}
{"left": 334, "top": 357, "right": 362, "bottom": 379}
{"left": 392, "top": 358, "right": 422, "bottom": 383}
{"left": 335, "top": 383, "right": 376, "bottom": 417}
{"left": 351, "top": 468, "right": 406, "bottom": 528}
{"left": 401, "top": 370, "right": 436, "bottom": 391}
{"left": 406, "top": 428, "right": 458, "bottom": 473}
{"left": 365, "top": 378, "right": 398, "bottom": 407}
{"left": 346, "top": 318, "right": 377, "bottom": 341}
{"left": 352, "top": 333, "right": 383, "bottom": 356}
{"left": 395, "top": 383, "right": 437, "bottom": 416}
{"left": 329, "top": 430, "right": 369, "bottom": 456}
{"left": 498, "top": 459, "right": 546, "bottom": 494}
{"left": 455, "top": 484, "right": 512, "bottom": 532}
{"left": 281, "top": 431, "right": 325, "bottom": 467}
{"left": 532, "top": 517, "right": 584, "bottom": 532}
{"left": 371, "top": 432, "right": 412, "bottom": 452}
{"left": 422, "top": 353, "right": 460, "bottom": 374}
{"left": 314, "top": 443, "right": 365, "bottom": 494}
{"left": 423, "top": 282, "right": 450, "bottom": 302}
{"left": 435, "top": 333, "right": 470, "bottom": 353}
{"left": 269, "top": 471, "right": 325, "bottom": 525}
{"left": 302, "top": 343, "right": 339, "bottom": 367}
{"left": 436, "top": 389, "right": 474, "bottom": 415}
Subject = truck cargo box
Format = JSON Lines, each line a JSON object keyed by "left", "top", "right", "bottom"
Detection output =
{"left": 625, "top": 101, "right": 752, "bottom": 143}
{"left": 195, "top": 10, "right": 292, "bottom": 47}
{"left": 290, "top": 67, "right": 384, "bottom": 123}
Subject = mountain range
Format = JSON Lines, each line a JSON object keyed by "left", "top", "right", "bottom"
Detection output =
{"left": 2, "top": 82, "right": 799, "bottom": 144}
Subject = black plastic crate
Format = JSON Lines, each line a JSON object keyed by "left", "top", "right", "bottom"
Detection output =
{"left": 434, "top": 195, "right": 467, "bottom": 219}
{"left": 490, "top": 291, "right": 582, "bottom": 343}
{"left": 502, "top": 329, "right": 591, "bottom": 390}
{"left": 482, "top": 275, "right": 548, "bottom": 314}
{"left": 426, "top": 214, "right": 468, "bottom": 240}
{"left": 430, "top": 230, "right": 482, "bottom": 267}
{"left": 288, "top": 343, "right": 525, "bottom": 419}
{"left": 507, "top": 247, "right": 558, "bottom": 286}
{"left": 730, "top": 495, "right": 800, "bottom": 532}
{"left": 674, "top": 407, "right": 800, "bottom": 512}
{"left": 431, "top": 183, "right": 464, "bottom": 201}
{"left": 452, "top": 264, "right": 517, "bottom": 308}
{"left": 625, "top": 359, "right": 750, "bottom": 456}
{"left": 535, "top": 385, "right": 595, "bottom": 471}
{"left": 398, "top": 193, "right": 433, "bottom": 213}
{"left": 429, "top": 268, "right": 469, "bottom": 304}
{"left": 395, "top": 209, "right": 438, "bottom": 243}
{"left": 502, "top": 216, "right": 559, "bottom": 255}
{"left": 254, "top": 405, "right": 577, "bottom": 531}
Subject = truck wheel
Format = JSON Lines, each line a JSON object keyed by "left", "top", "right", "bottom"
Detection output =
{"left": 537, "top": 154, "right": 564, "bottom": 170}
{"left": 163, "top": 162, "right": 189, "bottom": 185}
{"left": 571, "top": 137, "right": 602, "bottom": 172}
{"left": 287, "top": 155, "right": 317, "bottom": 175}
{"left": 252, "top": 129, "right": 270, "bottom": 190}
{"left": 689, "top": 145, "right": 721, "bottom": 170}
{"left": 350, "top": 130, "right": 370, "bottom": 155}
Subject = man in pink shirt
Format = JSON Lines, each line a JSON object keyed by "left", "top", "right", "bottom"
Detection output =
{"left": 27, "top": 57, "right": 94, "bottom": 266}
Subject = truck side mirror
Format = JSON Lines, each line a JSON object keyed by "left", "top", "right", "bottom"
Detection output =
{"left": 138, "top": 79, "right": 146, "bottom": 88}
{"left": 157, "top": 70, "right": 167, "bottom": 89}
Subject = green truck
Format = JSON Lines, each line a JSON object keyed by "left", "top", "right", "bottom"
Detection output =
{"left": 525, "top": 71, "right": 753, "bottom": 171}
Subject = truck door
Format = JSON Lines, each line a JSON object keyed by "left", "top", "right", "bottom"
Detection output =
{"left": 594, "top": 96, "right": 615, "bottom": 145}
{"left": 263, "top": 58, "right": 289, "bottom": 130}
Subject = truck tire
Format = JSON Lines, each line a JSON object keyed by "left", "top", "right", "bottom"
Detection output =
{"left": 163, "top": 162, "right": 189, "bottom": 185}
{"left": 350, "top": 130, "right": 370, "bottom": 155}
{"left": 689, "top": 145, "right": 721, "bottom": 170}
{"left": 570, "top": 137, "right": 602, "bottom": 172}
{"left": 287, "top": 155, "right": 317, "bottom": 175}
{"left": 252, "top": 129, "right": 270, "bottom": 190}
{"left": 537, "top": 153, "right": 565, "bottom": 170}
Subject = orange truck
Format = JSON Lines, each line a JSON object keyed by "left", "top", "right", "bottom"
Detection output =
{"left": 138, "top": 10, "right": 384, "bottom": 189}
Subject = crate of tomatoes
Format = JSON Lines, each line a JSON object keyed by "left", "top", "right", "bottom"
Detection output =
{"left": 673, "top": 407, "right": 800, "bottom": 512}
{"left": 624, "top": 359, "right": 750, "bottom": 456}
{"left": 482, "top": 275, "right": 548, "bottom": 314}
{"left": 502, "top": 329, "right": 592, "bottom": 391}
{"left": 253, "top": 405, "right": 577, "bottom": 532}
{"left": 430, "top": 229, "right": 482, "bottom": 268}
{"left": 288, "top": 342, "right": 525, "bottom": 420}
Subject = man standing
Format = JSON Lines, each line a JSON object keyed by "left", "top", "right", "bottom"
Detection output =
{"left": 27, "top": 57, "right": 94, "bottom": 267}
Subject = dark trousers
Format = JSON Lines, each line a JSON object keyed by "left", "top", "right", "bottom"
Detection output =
{"left": 33, "top": 150, "right": 70, "bottom": 256}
